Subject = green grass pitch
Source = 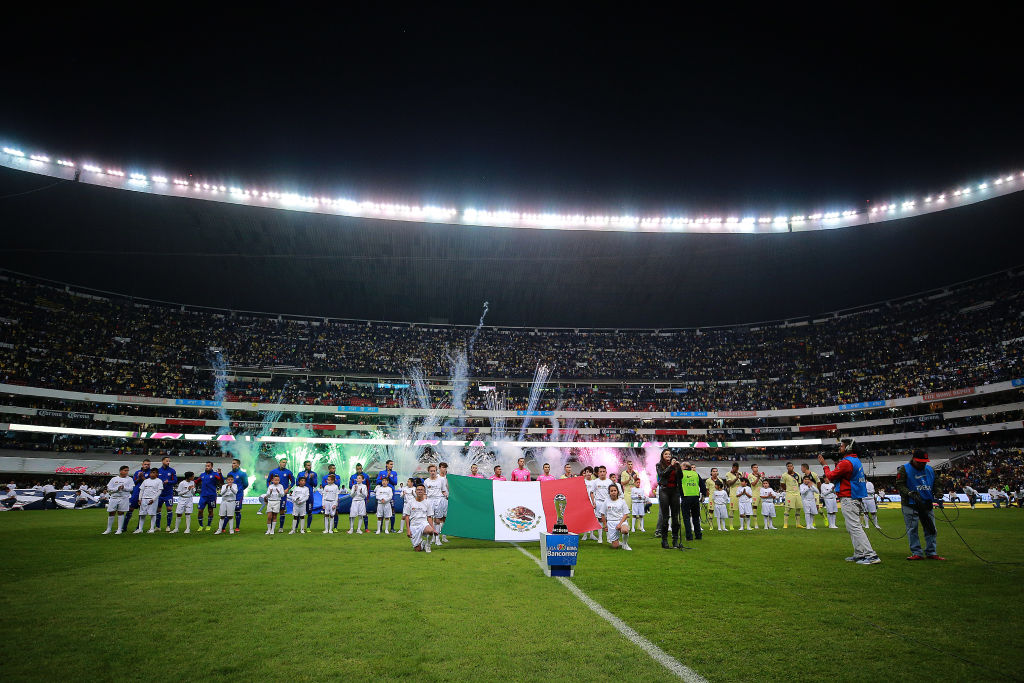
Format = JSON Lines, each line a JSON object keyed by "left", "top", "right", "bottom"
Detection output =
{"left": 0, "top": 505, "right": 1021, "bottom": 682}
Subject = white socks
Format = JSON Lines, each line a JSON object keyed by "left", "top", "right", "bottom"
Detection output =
{"left": 828, "top": 513, "right": 837, "bottom": 527}
{"left": 105, "top": 516, "right": 115, "bottom": 532}
{"left": 597, "top": 529, "right": 603, "bottom": 543}
{"left": 267, "top": 522, "right": 274, "bottom": 533}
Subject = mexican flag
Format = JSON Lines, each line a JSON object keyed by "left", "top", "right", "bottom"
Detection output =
{"left": 445, "top": 475, "right": 601, "bottom": 541}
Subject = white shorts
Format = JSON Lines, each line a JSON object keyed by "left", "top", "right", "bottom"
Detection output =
{"left": 323, "top": 500, "right": 338, "bottom": 516}
{"left": 862, "top": 498, "right": 877, "bottom": 513}
{"left": 175, "top": 498, "right": 193, "bottom": 514}
{"left": 607, "top": 524, "right": 622, "bottom": 543}
{"left": 824, "top": 497, "right": 838, "bottom": 514}
{"left": 594, "top": 500, "right": 608, "bottom": 518}
{"left": 714, "top": 503, "right": 729, "bottom": 520}
{"left": 377, "top": 501, "right": 393, "bottom": 518}
{"left": 631, "top": 502, "right": 646, "bottom": 517}
{"left": 802, "top": 499, "right": 819, "bottom": 515}
{"left": 291, "top": 501, "right": 308, "bottom": 515}
{"left": 107, "top": 498, "right": 129, "bottom": 513}
{"left": 738, "top": 500, "right": 753, "bottom": 516}
{"left": 431, "top": 498, "right": 448, "bottom": 518}
{"left": 410, "top": 521, "right": 428, "bottom": 548}
{"left": 350, "top": 500, "right": 367, "bottom": 517}
{"left": 219, "top": 500, "right": 236, "bottom": 517}
{"left": 267, "top": 500, "right": 281, "bottom": 514}
{"left": 760, "top": 501, "right": 776, "bottom": 518}
{"left": 140, "top": 498, "right": 158, "bottom": 515}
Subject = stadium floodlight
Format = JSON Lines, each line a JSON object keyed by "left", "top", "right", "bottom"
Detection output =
{"left": 1, "top": 138, "right": 1022, "bottom": 234}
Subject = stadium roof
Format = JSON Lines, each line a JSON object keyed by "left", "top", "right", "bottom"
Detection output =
{"left": 1, "top": 162, "right": 1023, "bottom": 328}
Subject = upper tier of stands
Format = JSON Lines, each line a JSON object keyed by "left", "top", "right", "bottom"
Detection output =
{"left": 0, "top": 269, "right": 1022, "bottom": 411}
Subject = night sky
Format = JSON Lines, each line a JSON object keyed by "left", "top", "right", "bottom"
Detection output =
{"left": 2, "top": 8, "right": 1021, "bottom": 217}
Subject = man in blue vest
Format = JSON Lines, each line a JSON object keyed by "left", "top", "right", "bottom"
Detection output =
{"left": 297, "top": 460, "right": 318, "bottom": 529}
{"left": 376, "top": 460, "right": 399, "bottom": 531}
{"left": 818, "top": 438, "right": 881, "bottom": 565}
{"left": 196, "top": 462, "right": 224, "bottom": 531}
{"left": 896, "top": 450, "right": 945, "bottom": 561}
{"left": 267, "top": 458, "right": 295, "bottom": 530}
{"left": 228, "top": 458, "right": 249, "bottom": 532}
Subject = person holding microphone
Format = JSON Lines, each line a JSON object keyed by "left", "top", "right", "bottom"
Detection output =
{"left": 818, "top": 438, "right": 881, "bottom": 565}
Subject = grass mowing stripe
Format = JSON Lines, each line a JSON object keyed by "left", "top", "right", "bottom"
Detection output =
{"left": 513, "top": 543, "right": 707, "bottom": 683}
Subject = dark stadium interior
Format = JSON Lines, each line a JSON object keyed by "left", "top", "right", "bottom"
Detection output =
{"left": 1, "top": 165, "right": 1023, "bottom": 328}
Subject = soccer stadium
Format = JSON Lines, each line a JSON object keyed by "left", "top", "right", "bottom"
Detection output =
{"left": 1, "top": 15, "right": 1023, "bottom": 682}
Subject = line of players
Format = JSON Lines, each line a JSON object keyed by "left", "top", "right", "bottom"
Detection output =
{"left": 707, "top": 461, "right": 882, "bottom": 532}
{"left": 98, "top": 456, "right": 455, "bottom": 551}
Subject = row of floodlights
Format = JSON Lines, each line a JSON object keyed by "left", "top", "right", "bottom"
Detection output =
{"left": 3, "top": 145, "right": 1021, "bottom": 229}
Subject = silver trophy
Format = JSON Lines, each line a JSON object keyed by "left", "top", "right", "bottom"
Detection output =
{"left": 553, "top": 493, "right": 569, "bottom": 534}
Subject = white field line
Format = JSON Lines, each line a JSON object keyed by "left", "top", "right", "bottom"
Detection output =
{"left": 514, "top": 544, "right": 707, "bottom": 682}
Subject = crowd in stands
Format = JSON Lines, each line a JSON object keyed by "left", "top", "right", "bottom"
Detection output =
{"left": 0, "top": 271, "right": 1021, "bottom": 413}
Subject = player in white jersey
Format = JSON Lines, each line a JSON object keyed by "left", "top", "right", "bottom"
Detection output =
{"left": 320, "top": 475, "right": 340, "bottom": 533}
{"left": 736, "top": 479, "right": 754, "bottom": 530}
{"left": 397, "top": 478, "right": 416, "bottom": 533}
{"left": 135, "top": 469, "right": 164, "bottom": 533}
{"left": 799, "top": 476, "right": 819, "bottom": 530}
{"left": 170, "top": 473, "right": 196, "bottom": 533}
{"left": 265, "top": 474, "right": 285, "bottom": 535}
{"left": 103, "top": 466, "right": 134, "bottom": 534}
{"left": 424, "top": 464, "right": 450, "bottom": 545}
{"left": 435, "top": 463, "right": 450, "bottom": 542}
{"left": 404, "top": 483, "right": 436, "bottom": 553}
{"left": 712, "top": 481, "right": 730, "bottom": 531}
{"left": 602, "top": 484, "right": 632, "bottom": 550}
{"left": 289, "top": 477, "right": 311, "bottom": 534}
{"left": 592, "top": 466, "right": 613, "bottom": 544}
{"left": 348, "top": 474, "right": 368, "bottom": 534}
{"left": 759, "top": 484, "right": 777, "bottom": 530}
{"left": 215, "top": 477, "right": 238, "bottom": 534}
{"left": 861, "top": 479, "right": 881, "bottom": 529}
{"left": 375, "top": 482, "right": 393, "bottom": 534}
{"left": 581, "top": 467, "right": 598, "bottom": 541}
{"left": 630, "top": 484, "right": 647, "bottom": 532}
{"left": 820, "top": 481, "right": 839, "bottom": 528}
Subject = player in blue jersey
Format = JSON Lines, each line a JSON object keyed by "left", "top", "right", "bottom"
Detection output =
{"left": 227, "top": 458, "right": 249, "bottom": 531}
{"left": 350, "top": 463, "right": 371, "bottom": 529}
{"left": 296, "top": 460, "right": 317, "bottom": 529}
{"left": 267, "top": 458, "right": 295, "bottom": 530}
{"left": 120, "top": 459, "right": 151, "bottom": 532}
{"left": 156, "top": 456, "right": 178, "bottom": 531}
{"left": 196, "top": 462, "right": 224, "bottom": 531}
{"left": 321, "top": 464, "right": 341, "bottom": 529}
{"left": 377, "top": 460, "right": 399, "bottom": 531}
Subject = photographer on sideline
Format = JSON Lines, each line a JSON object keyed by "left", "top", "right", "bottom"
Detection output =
{"left": 818, "top": 438, "right": 881, "bottom": 565}
{"left": 895, "top": 449, "right": 945, "bottom": 561}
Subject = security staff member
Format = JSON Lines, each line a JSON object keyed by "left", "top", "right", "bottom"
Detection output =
{"left": 680, "top": 461, "right": 706, "bottom": 545}
{"left": 895, "top": 450, "right": 946, "bottom": 561}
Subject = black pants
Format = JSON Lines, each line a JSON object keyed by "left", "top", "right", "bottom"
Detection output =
{"left": 681, "top": 495, "right": 702, "bottom": 540}
{"left": 658, "top": 488, "right": 681, "bottom": 542}
{"left": 43, "top": 492, "right": 57, "bottom": 509}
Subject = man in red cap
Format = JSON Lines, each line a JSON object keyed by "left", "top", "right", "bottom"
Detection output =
{"left": 895, "top": 449, "right": 945, "bottom": 561}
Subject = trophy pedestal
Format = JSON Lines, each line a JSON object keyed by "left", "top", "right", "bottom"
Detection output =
{"left": 539, "top": 532, "right": 579, "bottom": 577}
